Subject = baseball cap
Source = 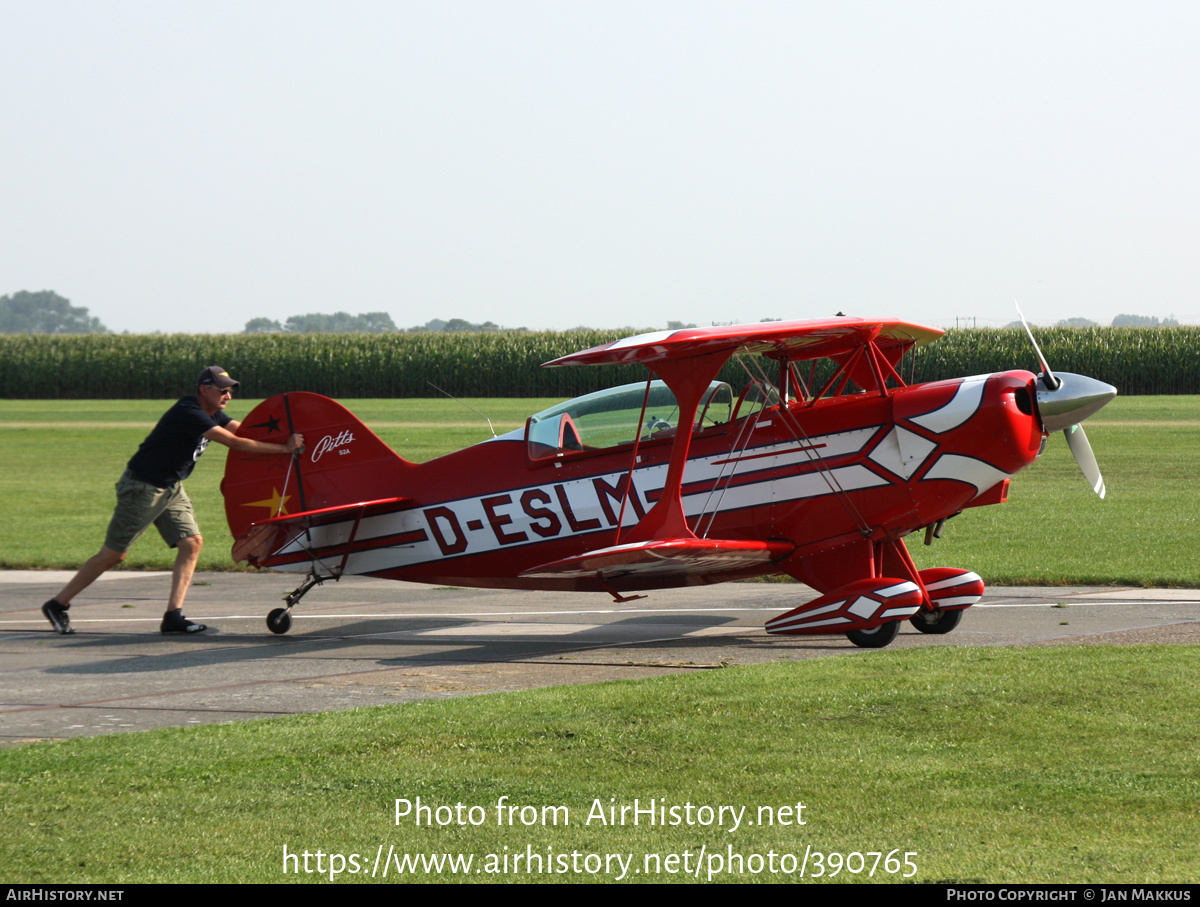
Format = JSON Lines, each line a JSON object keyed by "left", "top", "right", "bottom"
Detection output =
{"left": 198, "top": 366, "right": 240, "bottom": 388}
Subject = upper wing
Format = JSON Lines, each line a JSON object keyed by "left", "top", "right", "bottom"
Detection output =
{"left": 543, "top": 317, "right": 943, "bottom": 368}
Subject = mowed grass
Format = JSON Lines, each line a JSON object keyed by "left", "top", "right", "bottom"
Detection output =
{"left": 2, "top": 646, "right": 1197, "bottom": 883}
{"left": 0, "top": 395, "right": 1196, "bottom": 584}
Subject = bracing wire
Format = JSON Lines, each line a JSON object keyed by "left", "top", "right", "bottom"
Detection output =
{"left": 736, "top": 352, "right": 874, "bottom": 537}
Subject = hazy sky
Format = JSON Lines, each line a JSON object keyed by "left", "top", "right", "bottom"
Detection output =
{"left": 3, "top": 1, "right": 1198, "bottom": 334}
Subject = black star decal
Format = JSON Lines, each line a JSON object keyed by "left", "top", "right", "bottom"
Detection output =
{"left": 251, "top": 414, "right": 282, "bottom": 434}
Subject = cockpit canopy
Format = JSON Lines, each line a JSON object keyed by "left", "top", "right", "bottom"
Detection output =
{"left": 525, "top": 379, "right": 734, "bottom": 460}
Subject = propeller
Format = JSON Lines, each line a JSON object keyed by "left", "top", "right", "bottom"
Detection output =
{"left": 1015, "top": 302, "right": 1116, "bottom": 498}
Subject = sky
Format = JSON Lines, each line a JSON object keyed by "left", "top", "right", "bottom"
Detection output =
{"left": 2, "top": 1, "right": 1199, "bottom": 335}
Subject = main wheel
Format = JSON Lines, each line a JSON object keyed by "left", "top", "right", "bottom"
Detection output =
{"left": 267, "top": 608, "right": 293, "bottom": 635}
{"left": 909, "top": 608, "right": 962, "bottom": 635}
{"left": 846, "top": 619, "right": 900, "bottom": 649}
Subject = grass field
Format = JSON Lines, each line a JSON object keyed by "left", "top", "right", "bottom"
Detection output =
{"left": 0, "top": 395, "right": 1197, "bottom": 584}
{"left": 2, "top": 645, "right": 1198, "bottom": 884}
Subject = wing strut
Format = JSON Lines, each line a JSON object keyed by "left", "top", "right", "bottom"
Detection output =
{"left": 620, "top": 350, "right": 730, "bottom": 543}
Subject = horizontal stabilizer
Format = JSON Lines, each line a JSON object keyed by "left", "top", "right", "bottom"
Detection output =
{"left": 766, "top": 577, "right": 923, "bottom": 635}
{"left": 520, "top": 538, "right": 795, "bottom": 583}
{"left": 233, "top": 497, "right": 410, "bottom": 567}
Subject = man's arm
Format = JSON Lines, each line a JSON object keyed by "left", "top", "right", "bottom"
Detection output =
{"left": 204, "top": 424, "right": 304, "bottom": 456}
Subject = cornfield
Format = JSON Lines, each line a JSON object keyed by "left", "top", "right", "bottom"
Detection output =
{"left": 0, "top": 327, "right": 1196, "bottom": 399}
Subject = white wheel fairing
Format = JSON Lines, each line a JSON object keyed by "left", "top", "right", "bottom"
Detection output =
{"left": 766, "top": 579, "right": 922, "bottom": 635}
{"left": 918, "top": 568, "right": 985, "bottom": 611}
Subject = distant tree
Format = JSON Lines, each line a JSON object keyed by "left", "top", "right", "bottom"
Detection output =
{"left": 358, "top": 312, "right": 398, "bottom": 333}
{"left": 666, "top": 320, "right": 698, "bottom": 329}
{"left": 439, "top": 318, "right": 503, "bottom": 332}
{"left": 243, "top": 317, "right": 283, "bottom": 333}
{"left": 405, "top": 317, "right": 524, "bottom": 332}
{"left": 1113, "top": 314, "right": 1156, "bottom": 327}
{"left": 0, "top": 290, "right": 107, "bottom": 333}
{"left": 283, "top": 312, "right": 397, "bottom": 333}
{"left": 283, "top": 314, "right": 321, "bottom": 333}
{"left": 1112, "top": 313, "right": 1179, "bottom": 327}
{"left": 1057, "top": 317, "right": 1098, "bottom": 328}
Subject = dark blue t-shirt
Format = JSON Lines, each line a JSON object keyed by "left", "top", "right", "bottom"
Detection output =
{"left": 127, "top": 396, "right": 233, "bottom": 487}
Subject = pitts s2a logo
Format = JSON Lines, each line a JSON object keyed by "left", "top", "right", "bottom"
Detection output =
{"left": 311, "top": 430, "right": 355, "bottom": 463}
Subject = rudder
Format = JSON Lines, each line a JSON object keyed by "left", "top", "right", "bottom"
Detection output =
{"left": 222, "top": 392, "right": 414, "bottom": 544}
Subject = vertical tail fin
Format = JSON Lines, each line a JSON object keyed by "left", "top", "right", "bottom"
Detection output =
{"left": 222, "top": 392, "right": 414, "bottom": 544}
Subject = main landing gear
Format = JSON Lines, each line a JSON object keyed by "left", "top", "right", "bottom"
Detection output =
{"left": 845, "top": 620, "right": 901, "bottom": 649}
{"left": 909, "top": 607, "right": 963, "bottom": 635}
{"left": 844, "top": 607, "right": 963, "bottom": 647}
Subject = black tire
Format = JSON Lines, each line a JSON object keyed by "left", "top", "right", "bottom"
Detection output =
{"left": 846, "top": 619, "right": 900, "bottom": 649}
{"left": 909, "top": 608, "right": 963, "bottom": 635}
{"left": 267, "top": 608, "right": 292, "bottom": 635}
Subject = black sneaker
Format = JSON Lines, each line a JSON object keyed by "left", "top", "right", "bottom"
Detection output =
{"left": 160, "top": 610, "right": 208, "bottom": 634}
{"left": 42, "top": 599, "right": 74, "bottom": 635}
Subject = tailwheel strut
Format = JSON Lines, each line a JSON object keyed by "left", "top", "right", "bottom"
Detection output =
{"left": 267, "top": 573, "right": 327, "bottom": 635}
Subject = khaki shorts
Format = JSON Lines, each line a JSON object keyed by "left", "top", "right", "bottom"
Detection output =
{"left": 104, "top": 469, "right": 200, "bottom": 553}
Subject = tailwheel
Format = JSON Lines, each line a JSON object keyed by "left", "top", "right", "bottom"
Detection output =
{"left": 267, "top": 572, "right": 327, "bottom": 635}
{"left": 909, "top": 607, "right": 962, "bottom": 635}
{"left": 846, "top": 619, "right": 900, "bottom": 649}
{"left": 267, "top": 607, "right": 293, "bottom": 635}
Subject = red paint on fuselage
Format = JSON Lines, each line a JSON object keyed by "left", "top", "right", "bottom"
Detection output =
{"left": 336, "top": 370, "right": 1045, "bottom": 592}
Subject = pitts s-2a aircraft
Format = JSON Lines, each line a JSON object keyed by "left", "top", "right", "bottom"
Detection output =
{"left": 222, "top": 315, "right": 1116, "bottom": 648}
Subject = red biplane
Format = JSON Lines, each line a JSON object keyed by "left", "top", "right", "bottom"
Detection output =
{"left": 221, "top": 316, "right": 1115, "bottom": 647}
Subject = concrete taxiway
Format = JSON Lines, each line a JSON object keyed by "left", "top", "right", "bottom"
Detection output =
{"left": 2, "top": 569, "right": 1197, "bottom": 744}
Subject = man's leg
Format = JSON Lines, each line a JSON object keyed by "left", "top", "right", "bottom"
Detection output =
{"left": 160, "top": 534, "right": 208, "bottom": 634}
{"left": 54, "top": 546, "right": 127, "bottom": 606}
{"left": 44, "top": 545, "right": 128, "bottom": 634}
{"left": 167, "top": 534, "right": 203, "bottom": 613}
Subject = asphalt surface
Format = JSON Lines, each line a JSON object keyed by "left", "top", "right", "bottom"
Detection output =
{"left": 2, "top": 569, "right": 1198, "bottom": 744}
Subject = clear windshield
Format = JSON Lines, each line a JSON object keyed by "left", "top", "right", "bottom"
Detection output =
{"left": 527, "top": 380, "right": 732, "bottom": 453}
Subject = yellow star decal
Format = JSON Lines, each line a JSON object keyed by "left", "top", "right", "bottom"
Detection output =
{"left": 243, "top": 487, "right": 291, "bottom": 516}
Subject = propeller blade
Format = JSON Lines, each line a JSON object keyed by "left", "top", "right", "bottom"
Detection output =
{"left": 1014, "top": 303, "right": 1112, "bottom": 498}
{"left": 1063, "top": 423, "right": 1105, "bottom": 499}
{"left": 1015, "top": 301, "right": 1060, "bottom": 390}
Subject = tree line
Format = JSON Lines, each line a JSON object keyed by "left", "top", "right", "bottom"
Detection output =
{"left": 0, "top": 288, "right": 1186, "bottom": 336}
{"left": 244, "top": 314, "right": 524, "bottom": 334}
